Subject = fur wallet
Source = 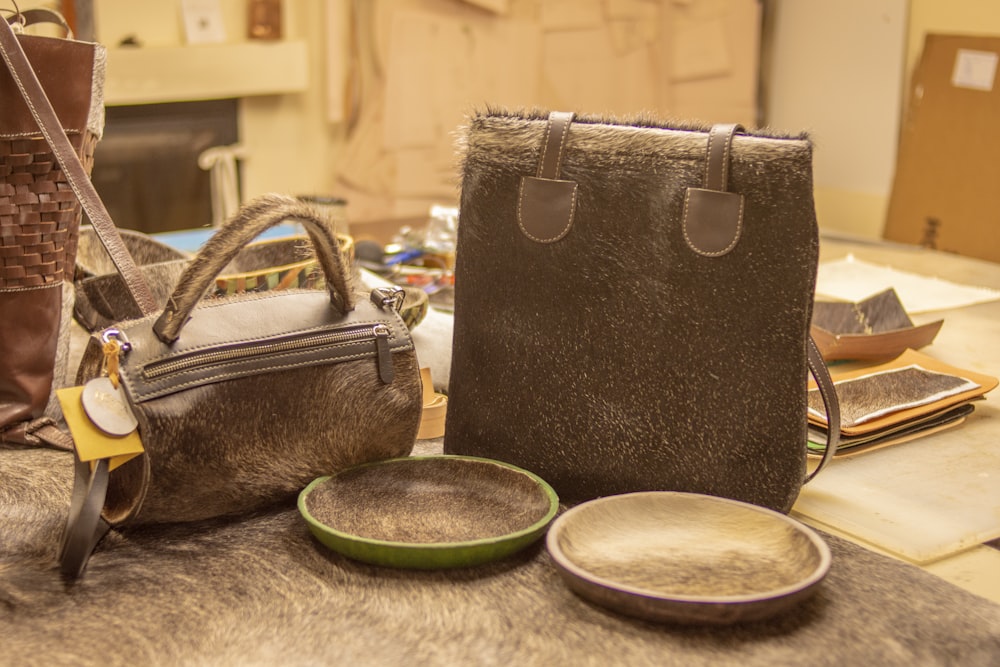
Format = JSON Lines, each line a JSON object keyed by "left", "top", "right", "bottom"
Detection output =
{"left": 59, "top": 195, "right": 422, "bottom": 578}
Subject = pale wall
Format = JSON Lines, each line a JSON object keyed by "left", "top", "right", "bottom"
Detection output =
{"left": 765, "top": 0, "right": 907, "bottom": 240}
{"left": 767, "top": 0, "right": 1000, "bottom": 240}
{"left": 92, "top": 0, "right": 342, "bottom": 203}
{"left": 24, "top": 1, "right": 1000, "bottom": 239}
{"left": 230, "top": 1, "right": 1000, "bottom": 238}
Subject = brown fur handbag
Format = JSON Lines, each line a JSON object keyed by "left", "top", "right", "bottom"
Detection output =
{"left": 445, "top": 110, "right": 839, "bottom": 510}
{"left": 60, "top": 195, "right": 422, "bottom": 577}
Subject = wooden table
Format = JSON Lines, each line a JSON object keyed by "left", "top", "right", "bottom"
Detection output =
{"left": 793, "top": 233, "right": 1000, "bottom": 603}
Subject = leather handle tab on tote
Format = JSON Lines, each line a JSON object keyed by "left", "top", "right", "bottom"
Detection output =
{"left": 517, "top": 111, "right": 578, "bottom": 244}
{"left": 153, "top": 194, "right": 355, "bottom": 344}
{"left": 683, "top": 123, "right": 745, "bottom": 257}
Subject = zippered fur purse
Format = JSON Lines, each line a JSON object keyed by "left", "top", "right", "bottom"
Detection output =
{"left": 446, "top": 110, "right": 839, "bottom": 511}
{"left": 60, "top": 195, "right": 422, "bottom": 577}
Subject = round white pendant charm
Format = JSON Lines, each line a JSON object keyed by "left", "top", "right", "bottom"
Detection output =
{"left": 81, "top": 377, "right": 138, "bottom": 437}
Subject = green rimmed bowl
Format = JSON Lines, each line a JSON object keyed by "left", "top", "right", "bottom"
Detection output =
{"left": 299, "top": 455, "right": 559, "bottom": 569}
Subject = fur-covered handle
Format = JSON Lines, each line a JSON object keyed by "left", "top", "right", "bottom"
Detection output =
{"left": 153, "top": 194, "right": 355, "bottom": 345}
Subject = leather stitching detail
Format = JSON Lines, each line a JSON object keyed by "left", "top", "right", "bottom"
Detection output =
{"left": 516, "top": 177, "right": 578, "bottom": 244}
{"left": 536, "top": 116, "right": 553, "bottom": 178}
{"left": 681, "top": 190, "right": 744, "bottom": 257}
{"left": 553, "top": 116, "right": 571, "bottom": 177}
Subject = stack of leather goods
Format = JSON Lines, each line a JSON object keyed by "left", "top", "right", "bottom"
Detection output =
{"left": 807, "top": 349, "right": 997, "bottom": 456}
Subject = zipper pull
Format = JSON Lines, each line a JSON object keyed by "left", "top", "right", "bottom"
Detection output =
{"left": 374, "top": 324, "right": 393, "bottom": 383}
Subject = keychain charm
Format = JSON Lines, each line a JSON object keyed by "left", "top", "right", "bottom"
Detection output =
{"left": 81, "top": 330, "right": 138, "bottom": 437}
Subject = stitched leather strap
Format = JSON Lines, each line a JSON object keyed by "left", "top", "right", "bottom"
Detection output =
{"left": 58, "top": 455, "right": 111, "bottom": 579}
{"left": 6, "top": 8, "right": 72, "bottom": 37}
{"left": 805, "top": 336, "right": 840, "bottom": 481}
{"left": 517, "top": 111, "right": 578, "bottom": 244}
{"left": 535, "top": 111, "right": 574, "bottom": 179}
{"left": 704, "top": 123, "right": 742, "bottom": 191}
{"left": 683, "top": 124, "right": 745, "bottom": 257}
{"left": 0, "top": 17, "right": 157, "bottom": 316}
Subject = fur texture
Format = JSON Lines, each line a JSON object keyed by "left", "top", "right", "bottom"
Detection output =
{"left": 447, "top": 110, "right": 820, "bottom": 510}
{"left": 69, "top": 194, "right": 420, "bottom": 526}
{"left": 1, "top": 440, "right": 999, "bottom": 666}
{"left": 73, "top": 227, "right": 191, "bottom": 330}
{"left": 74, "top": 227, "right": 189, "bottom": 279}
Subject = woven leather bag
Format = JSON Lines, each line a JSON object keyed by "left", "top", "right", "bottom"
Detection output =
{"left": 61, "top": 194, "right": 423, "bottom": 577}
{"left": 0, "top": 10, "right": 104, "bottom": 445}
{"left": 445, "top": 110, "right": 839, "bottom": 511}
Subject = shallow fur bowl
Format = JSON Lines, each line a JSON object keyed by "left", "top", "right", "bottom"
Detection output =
{"left": 546, "top": 492, "right": 831, "bottom": 625}
{"left": 299, "top": 456, "right": 559, "bottom": 569}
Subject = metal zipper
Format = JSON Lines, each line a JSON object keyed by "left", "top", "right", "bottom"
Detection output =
{"left": 139, "top": 323, "right": 394, "bottom": 384}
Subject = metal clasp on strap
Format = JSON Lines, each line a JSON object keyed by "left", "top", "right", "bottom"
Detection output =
{"left": 100, "top": 327, "right": 132, "bottom": 353}
{"left": 371, "top": 286, "right": 405, "bottom": 312}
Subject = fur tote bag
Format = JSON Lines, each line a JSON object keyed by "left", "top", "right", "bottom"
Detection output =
{"left": 445, "top": 110, "right": 839, "bottom": 511}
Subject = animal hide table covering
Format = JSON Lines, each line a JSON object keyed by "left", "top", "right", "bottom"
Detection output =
{"left": 1, "top": 440, "right": 998, "bottom": 666}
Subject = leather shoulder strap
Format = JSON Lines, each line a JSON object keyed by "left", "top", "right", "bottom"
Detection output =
{"left": 0, "top": 18, "right": 157, "bottom": 316}
{"left": 59, "top": 455, "right": 111, "bottom": 579}
{"left": 805, "top": 336, "right": 840, "bottom": 482}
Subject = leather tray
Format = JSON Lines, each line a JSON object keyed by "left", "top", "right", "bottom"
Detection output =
{"left": 811, "top": 288, "right": 943, "bottom": 362}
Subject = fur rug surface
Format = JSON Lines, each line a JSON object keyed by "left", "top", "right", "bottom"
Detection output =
{"left": 1, "top": 440, "right": 999, "bottom": 667}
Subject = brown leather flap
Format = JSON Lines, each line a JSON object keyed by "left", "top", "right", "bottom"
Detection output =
{"left": 517, "top": 111, "right": 577, "bottom": 244}
{"left": 0, "top": 33, "right": 96, "bottom": 136}
{"left": 682, "top": 187, "right": 744, "bottom": 256}
{"left": 517, "top": 175, "right": 578, "bottom": 243}
{"left": 0, "top": 284, "right": 61, "bottom": 428}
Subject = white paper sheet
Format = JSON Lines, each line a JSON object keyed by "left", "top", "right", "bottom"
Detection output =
{"left": 815, "top": 254, "right": 1000, "bottom": 314}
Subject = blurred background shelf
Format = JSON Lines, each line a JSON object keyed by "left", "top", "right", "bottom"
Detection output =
{"left": 104, "top": 41, "right": 308, "bottom": 105}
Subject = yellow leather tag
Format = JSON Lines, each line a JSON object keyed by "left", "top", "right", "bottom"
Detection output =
{"left": 56, "top": 386, "right": 144, "bottom": 471}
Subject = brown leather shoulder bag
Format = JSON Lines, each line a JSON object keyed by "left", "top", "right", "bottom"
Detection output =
{"left": 0, "top": 9, "right": 113, "bottom": 446}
